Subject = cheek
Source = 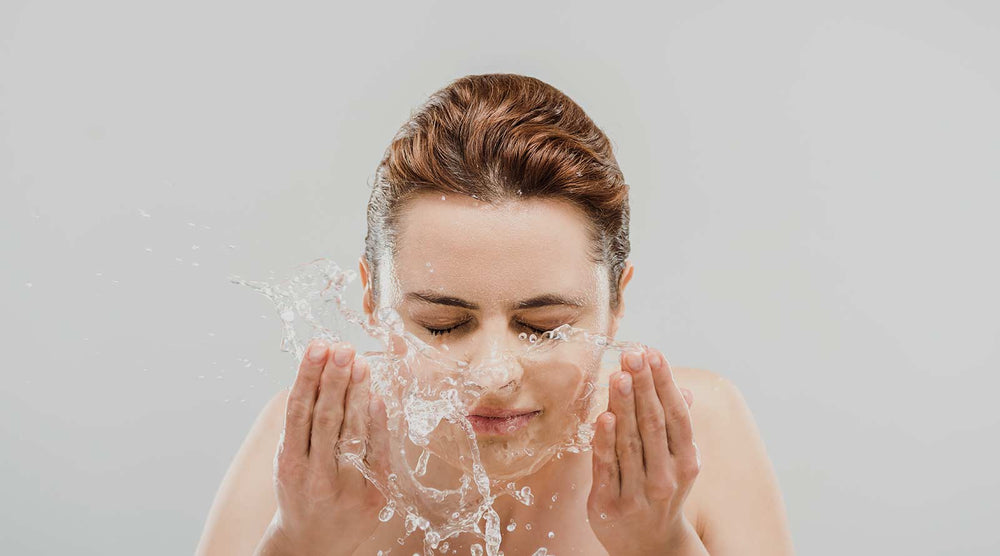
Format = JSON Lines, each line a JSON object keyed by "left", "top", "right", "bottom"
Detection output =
{"left": 525, "top": 359, "right": 587, "bottom": 408}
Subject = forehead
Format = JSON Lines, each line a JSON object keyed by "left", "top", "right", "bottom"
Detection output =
{"left": 388, "top": 191, "right": 601, "bottom": 305}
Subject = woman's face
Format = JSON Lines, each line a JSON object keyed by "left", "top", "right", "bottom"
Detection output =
{"left": 362, "top": 191, "right": 631, "bottom": 476}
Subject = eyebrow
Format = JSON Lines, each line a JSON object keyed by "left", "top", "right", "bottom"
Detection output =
{"left": 405, "top": 290, "right": 586, "bottom": 311}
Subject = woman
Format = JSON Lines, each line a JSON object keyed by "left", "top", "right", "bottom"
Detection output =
{"left": 196, "top": 73, "right": 795, "bottom": 555}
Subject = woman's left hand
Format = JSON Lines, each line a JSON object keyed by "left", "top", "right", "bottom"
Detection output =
{"left": 587, "top": 347, "right": 704, "bottom": 555}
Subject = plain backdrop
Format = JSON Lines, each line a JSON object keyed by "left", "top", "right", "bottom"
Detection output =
{"left": 2, "top": 1, "right": 998, "bottom": 554}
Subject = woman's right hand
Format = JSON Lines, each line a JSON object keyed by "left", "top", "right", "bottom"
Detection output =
{"left": 255, "top": 339, "right": 390, "bottom": 556}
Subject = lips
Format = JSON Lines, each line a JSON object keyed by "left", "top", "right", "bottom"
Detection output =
{"left": 466, "top": 408, "right": 541, "bottom": 435}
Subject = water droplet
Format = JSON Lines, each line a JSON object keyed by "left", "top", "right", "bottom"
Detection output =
{"left": 547, "top": 531, "right": 554, "bottom": 539}
{"left": 600, "top": 512, "right": 608, "bottom": 520}
{"left": 378, "top": 502, "right": 395, "bottom": 522}
{"left": 515, "top": 486, "right": 534, "bottom": 505}
{"left": 25, "top": 282, "right": 32, "bottom": 288}
{"left": 405, "top": 513, "right": 419, "bottom": 533}
{"left": 506, "top": 520, "right": 516, "bottom": 532}
{"left": 191, "top": 244, "right": 200, "bottom": 250}
{"left": 415, "top": 449, "right": 430, "bottom": 477}
{"left": 470, "top": 545, "right": 484, "bottom": 556}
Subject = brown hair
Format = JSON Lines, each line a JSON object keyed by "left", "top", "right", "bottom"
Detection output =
{"left": 365, "top": 73, "right": 631, "bottom": 310}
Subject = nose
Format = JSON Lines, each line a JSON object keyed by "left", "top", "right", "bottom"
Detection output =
{"left": 461, "top": 321, "right": 525, "bottom": 393}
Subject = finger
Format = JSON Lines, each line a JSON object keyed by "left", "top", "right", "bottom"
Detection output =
{"left": 623, "top": 349, "right": 671, "bottom": 481}
{"left": 283, "top": 339, "right": 329, "bottom": 456}
{"left": 589, "top": 411, "right": 620, "bottom": 507}
{"left": 681, "top": 387, "right": 695, "bottom": 408}
{"left": 310, "top": 342, "right": 355, "bottom": 461}
{"left": 366, "top": 395, "right": 391, "bottom": 480}
{"left": 338, "top": 355, "right": 371, "bottom": 487}
{"left": 648, "top": 349, "right": 696, "bottom": 460}
{"left": 609, "top": 369, "right": 644, "bottom": 500}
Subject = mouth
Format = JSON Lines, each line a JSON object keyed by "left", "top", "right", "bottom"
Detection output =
{"left": 466, "top": 408, "right": 541, "bottom": 436}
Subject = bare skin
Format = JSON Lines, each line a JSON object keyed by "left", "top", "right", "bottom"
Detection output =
{"left": 195, "top": 193, "right": 795, "bottom": 555}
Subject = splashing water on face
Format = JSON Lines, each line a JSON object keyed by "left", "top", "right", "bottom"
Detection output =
{"left": 230, "top": 258, "right": 648, "bottom": 555}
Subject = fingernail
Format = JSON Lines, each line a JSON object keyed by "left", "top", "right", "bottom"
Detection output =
{"left": 334, "top": 345, "right": 353, "bottom": 366}
{"left": 618, "top": 373, "right": 632, "bottom": 394}
{"left": 308, "top": 342, "right": 327, "bottom": 362}
{"left": 602, "top": 412, "right": 615, "bottom": 429}
{"left": 649, "top": 353, "right": 663, "bottom": 371}
{"left": 351, "top": 358, "right": 367, "bottom": 383}
{"left": 625, "top": 351, "right": 643, "bottom": 372}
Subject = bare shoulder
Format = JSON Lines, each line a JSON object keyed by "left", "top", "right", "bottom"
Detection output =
{"left": 670, "top": 366, "right": 796, "bottom": 555}
{"left": 194, "top": 389, "right": 289, "bottom": 555}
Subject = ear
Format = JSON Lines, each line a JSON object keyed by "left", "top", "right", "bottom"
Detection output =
{"left": 359, "top": 255, "right": 376, "bottom": 325}
{"left": 607, "top": 260, "right": 634, "bottom": 338}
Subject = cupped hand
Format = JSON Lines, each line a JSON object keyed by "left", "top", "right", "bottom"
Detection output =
{"left": 256, "top": 339, "right": 390, "bottom": 556}
{"left": 587, "top": 347, "right": 702, "bottom": 555}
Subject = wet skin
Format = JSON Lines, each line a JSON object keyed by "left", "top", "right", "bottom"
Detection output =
{"left": 195, "top": 191, "right": 795, "bottom": 556}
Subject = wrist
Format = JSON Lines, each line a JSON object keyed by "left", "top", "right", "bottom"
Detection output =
{"left": 254, "top": 523, "right": 297, "bottom": 556}
{"left": 254, "top": 522, "right": 356, "bottom": 556}
{"left": 663, "top": 518, "right": 709, "bottom": 556}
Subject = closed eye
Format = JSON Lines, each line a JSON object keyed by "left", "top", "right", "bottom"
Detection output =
{"left": 423, "top": 320, "right": 553, "bottom": 337}
{"left": 425, "top": 320, "right": 471, "bottom": 336}
{"left": 517, "top": 321, "right": 550, "bottom": 335}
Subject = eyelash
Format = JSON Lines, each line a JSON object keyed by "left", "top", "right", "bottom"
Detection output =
{"left": 425, "top": 320, "right": 550, "bottom": 337}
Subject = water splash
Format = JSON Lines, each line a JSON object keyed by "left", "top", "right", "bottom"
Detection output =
{"left": 230, "top": 258, "right": 648, "bottom": 555}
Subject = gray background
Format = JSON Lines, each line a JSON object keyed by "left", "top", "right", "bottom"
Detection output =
{"left": 2, "top": 1, "right": 998, "bottom": 554}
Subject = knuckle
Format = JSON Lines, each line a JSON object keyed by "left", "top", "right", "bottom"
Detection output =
{"left": 638, "top": 411, "right": 664, "bottom": 432}
{"left": 586, "top": 496, "right": 608, "bottom": 516}
{"left": 666, "top": 404, "right": 689, "bottom": 423}
{"left": 624, "top": 436, "right": 643, "bottom": 455}
{"left": 678, "top": 454, "right": 701, "bottom": 480}
{"left": 285, "top": 399, "right": 311, "bottom": 424}
{"left": 313, "top": 410, "right": 342, "bottom": 430}
{"left": 646, "top": 474, "right": 679, "bottom": 499}
{"left": 619, "top": 496, "right": 645, "bottom": 516}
